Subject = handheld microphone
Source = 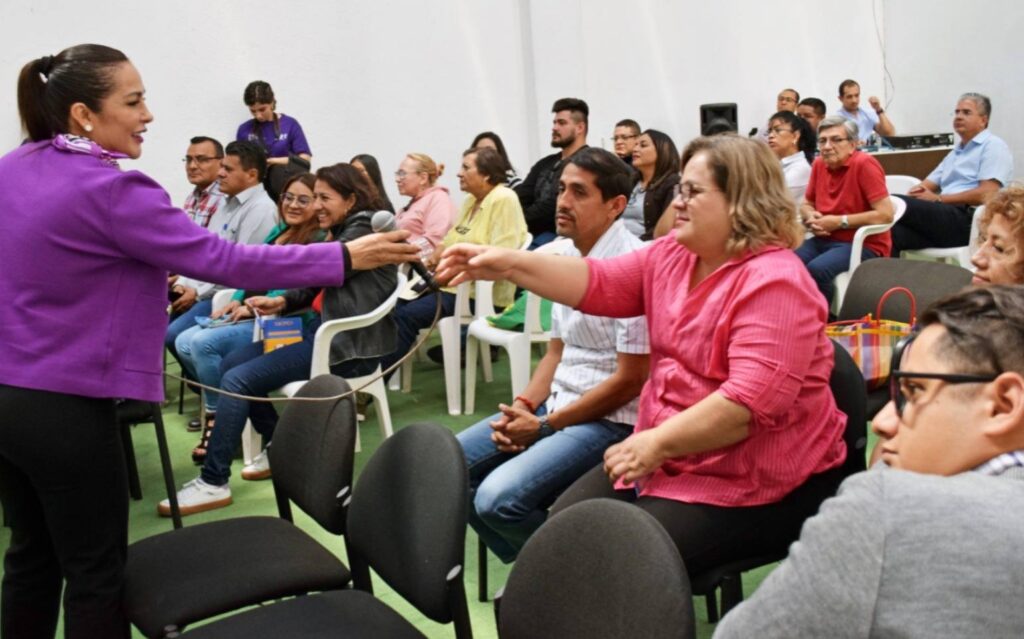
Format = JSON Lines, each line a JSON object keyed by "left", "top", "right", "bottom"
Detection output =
{"left": 370, "top": 210, "right": 440, "bottom": 291}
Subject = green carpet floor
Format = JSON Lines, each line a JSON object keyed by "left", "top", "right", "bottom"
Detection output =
{"left": 0, "top": 336, "right": 841, "bottom": 638}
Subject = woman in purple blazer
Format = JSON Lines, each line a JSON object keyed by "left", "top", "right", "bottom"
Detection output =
{"left": 0, "top": 44, "right": 416, "bottom": 637}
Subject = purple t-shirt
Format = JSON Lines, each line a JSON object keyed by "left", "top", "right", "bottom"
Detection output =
{"left": 235, "top": 113, "right": 312, "bottom": 158}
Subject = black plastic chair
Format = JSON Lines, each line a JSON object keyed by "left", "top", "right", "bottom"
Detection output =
{"left": 178, "top": 422, "right": 473, "bottom": 639}
{"left": 117, "top": 399, "right": 181, "bottom": 529}
{"left": 838, "top": 257, "right": 972, "bottom": 418}
{"left": 692, "top": 341, "right": 867, "bottom": 622}
{"left": 495, "top": 498, "right": 695, "bottom": 639}
{"left": 123, "top": 375, "right": 357, "bottom": 638}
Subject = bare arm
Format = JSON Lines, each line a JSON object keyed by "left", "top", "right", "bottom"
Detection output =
{"left": 436, "top": 244, "right": 590, "bottom": 308}
{"left": 653, "top": 204, "right": 676, "bottom": 239}
{"left": 868, "top": 96, "right": 895, "bottom": 137}
{"left": 912, "top": 178, "right": 1000, "bottom": 207}
{"left": 808, "top": 197, "right": 894, "bottom": 236}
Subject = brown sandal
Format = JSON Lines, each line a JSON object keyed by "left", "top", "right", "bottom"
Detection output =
{"left": 191, "top": 414, "right": 215, "bottom": 464}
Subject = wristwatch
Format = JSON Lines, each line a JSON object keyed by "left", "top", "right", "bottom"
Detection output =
{"left": 537, "top": 415, "right": 555, "bottom": 438}
{"left": 840, "top": 215, "right": 850, "bottom": 230}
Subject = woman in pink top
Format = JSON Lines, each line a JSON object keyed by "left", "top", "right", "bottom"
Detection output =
{"left": 393, "top": 152, "right": 456, "bottom": 255}
{"left": 437, "top": 135, "right": 848, "bottom": 576}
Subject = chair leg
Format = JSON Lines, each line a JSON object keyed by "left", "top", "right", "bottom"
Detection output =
{"left": 719, "top": 572, "right": 745, "bottom": 617}
{"left": 705, "top": 590, "right": 719, "bottom": 623}
{"left": 478, "top": 535, "right": 489, "bottom": 602}
{"left": 150, "top": 404, "right": 182, "bottom": 530}
{"left": 177, "top": 378, "right": 185, "bottom": 414}
{"left": 465, "top": 336, "right": 479, "bottom": 415}
{"left": 120, "top": 418, "right": 142, "bottom": 501}
{"left": 440, "top": 318, "right": 462, "bottom": 416}
{"left": 507, "top": 338, "right": 530, "bottom": 399}
{"left": 368, "top": 379, "right": 394, "bottom": 440}
{"left": 241, "top": 420, "right": 262, "bottom": 466}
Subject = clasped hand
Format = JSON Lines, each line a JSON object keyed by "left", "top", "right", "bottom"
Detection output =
{"left": 489, "top": 403, "right": 542, "bottom": 453}
{"left": 603, "top": 429, "right": 665, "bottom": 486}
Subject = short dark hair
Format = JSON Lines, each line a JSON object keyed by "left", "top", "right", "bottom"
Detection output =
{"left": 464, "top": 147, "right": 507, "bottom": 186}
{"left": 768, "top": 111, "right": 815, "bottom": 164}
{"left": 922, "top": 286, "right": 1024, "bottom": 377}
{"left": 471, "top": 131, "right": 515, "bottom": 174}
{"left": 798, "top": 97, "right": 827, "bottom": 117}
{"left": 640, "top": 129, "right": 680, "bottom": 190}
{"left": 838, "top": 79, "right": 859, "bottom": 97}
{"left": 243, "top": 81, "right": 275, "bottom": 106}
{"left": 17, "top": 44, "right": 129, "bottom": 141}
{"left": 189, "top": 136, "right": 223, "bottom": 158}
{"left": 224, "top": 140, "right": 267, "bottom": 180}
{"left": 567, "top": 147, "right": 632, "bottom": 201}
{"left": 315, "top": 163, "right": 386, "bottom": 217}
{"left": 615, "top": 119, "right": 641, "bottom": 135}
{"left": 552, "top": 97, "right": 590, "bottom": 130}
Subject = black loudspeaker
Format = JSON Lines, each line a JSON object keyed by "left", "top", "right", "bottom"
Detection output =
{"left": 700, "top": 103, "right": 738, "bottom": 136}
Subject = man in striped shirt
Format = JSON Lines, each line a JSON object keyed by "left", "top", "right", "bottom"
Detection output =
{"left": 458, "top": 148, "right": 650, "bottom": 563}
{"left": 715, "top": 285, "right": 1024, "bottom": 638}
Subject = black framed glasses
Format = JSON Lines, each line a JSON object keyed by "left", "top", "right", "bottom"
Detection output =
{"left": 183, "top": 155, "right": 222, "bottom": 165}
{"left": 888, "top": 332, "right": 999, "bottom": 418}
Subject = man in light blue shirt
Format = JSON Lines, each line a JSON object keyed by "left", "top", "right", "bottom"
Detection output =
{"left": 837, "top": 79, "right": 896, "bottom": 143}
{"left": 891, "top": 92, "right": 1014, "bottom": 254}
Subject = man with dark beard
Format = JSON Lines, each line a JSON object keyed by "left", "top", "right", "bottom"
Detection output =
{"left": 515, "top": 97, "right": 589, "bottom": 249}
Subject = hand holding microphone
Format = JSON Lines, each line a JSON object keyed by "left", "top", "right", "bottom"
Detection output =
{"left": 371, "top": 211, "right": 441, "bottom": 291}
{"left": 344, "top": 220, "right": 420, "bottom": 271}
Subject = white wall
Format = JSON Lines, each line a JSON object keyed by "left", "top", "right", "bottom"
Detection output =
{"left": 0, "top": 0, "right": 1016, "bottom": 209}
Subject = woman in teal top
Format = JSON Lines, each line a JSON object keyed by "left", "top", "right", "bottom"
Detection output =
{"left": 175, "top": 172, "right": 323, "bottom": 461}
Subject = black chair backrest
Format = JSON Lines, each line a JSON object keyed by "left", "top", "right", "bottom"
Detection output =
{"left": 268, "top": 375, "right": 357, "bottom": 535}
{"left": 499, "top": 499, "right": 695, "bottom": 639}
{"left": 838, "top": 258, "right": 972, "bottom": 323}
{"left": 829, "top": 340, "right": 868, "bottom": 477}
{"left": 346, "top": 422, "right": 468, "bottom": 624}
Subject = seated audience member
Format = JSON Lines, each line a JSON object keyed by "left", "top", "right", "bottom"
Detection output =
{"left": 837, "top": 78, "right": 895, "bottom": 143}
{"left": 891, "top": 93, "right": 1014, "bottom": 254}
{"left": 797, "top": 97, "right": 827, "bottom": 140}
{"left": 381, "top": 147, "right": 527, "bottom": 376}
{"left": 516, "top": 97, "right": 590, "bottom": 249}
{"left": 472, "top": 131, "right": 522, "bottom": 188}
{"left": 459, "top": 147, "right": 649, "bottom": 562}
{"left": 182, "top": 135, "right": 225, "bottom": 228}
{"left": 393, "top": 152, "right": 457, "bottom": 255}
{"left": 350, "top": 153, "right": 395, "bottom": 212}
{"left": 797, "top": 116, "right": 893, "bottom": 306}
{"left": 622, "top": 129, "right": 680, "bottom": 240}
{"left": 714, "top": 285, "right": 1024, "bottom": 638}
{"left": 766, "top": 111, "right": 814, "bottom": 201}
{"left": 166, "top": 141, "right": 278, "bottom": 380}
{"left": 612, "top": 118, "right": 641, "bottom": 166}
{"left": 438, "top": 135, "right": 847, "bottom": 579}
{"left": 758, "top": 89, "right": 800, "bottom": 141}
{"left": 174, "top": 173, "right": 323, "bottom": 458}
{"left": 161, "top": 164, "right": 397, "bottom": 515}
{"left": 236, "top": 81, "right": 313, "bottom": 200}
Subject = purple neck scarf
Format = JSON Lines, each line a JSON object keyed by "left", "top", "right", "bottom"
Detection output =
{"left": 51, "top": 134, "right": 128, "bottom": 168}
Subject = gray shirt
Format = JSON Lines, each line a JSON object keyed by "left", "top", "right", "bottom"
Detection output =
{"left": 620, "top": 182, "right": 647, "bottom": 238}
{"left": 714, "top": 464, "right": 1024, "bottom": 638}
{"left": 178, "top": 183, "right": 278, "bottom": 299}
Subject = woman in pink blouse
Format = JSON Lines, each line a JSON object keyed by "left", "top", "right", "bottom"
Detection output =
{"left": 437, "top": 134, "right": 848, "bottom": 576}
{"left": 393, "top": 152, "right": 456, "bottom": 255}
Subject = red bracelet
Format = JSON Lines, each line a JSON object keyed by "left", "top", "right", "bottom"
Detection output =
{"left": 513, "top": 395, "right": 536, "bottom": 413}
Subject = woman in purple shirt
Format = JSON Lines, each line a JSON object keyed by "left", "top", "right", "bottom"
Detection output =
{"left": 0, "top": 44, "right": 415, "bottom": 638}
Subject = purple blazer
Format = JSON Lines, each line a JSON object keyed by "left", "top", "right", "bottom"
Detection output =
{"left": 0, "top": 140, "right": 345, "bottom": 401}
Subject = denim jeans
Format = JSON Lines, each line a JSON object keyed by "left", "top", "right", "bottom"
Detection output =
{"left": 380, "top": 291, "right": 458, "bottom": 376}
{"left": 200, "top": 317, "right": 379, "bottom": 486}
{"left": 165, "top": 298, "right": 213, "bottom": 367}
{"left": 528, "top": 231, "right": 558, "bottom": 250}
{"left": 457, "top": 406, "right": 632, "bottom": 562}
{"left": 795, "top": 237, "right": 880, "bottom": 305}
{"left": 175, "top": 321, "right": 256, "bottom": 411}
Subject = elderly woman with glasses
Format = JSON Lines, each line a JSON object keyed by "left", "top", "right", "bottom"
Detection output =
{"left": 437, "top": 134, "right": 848, "bottom": 578}
{"left": 797, "top": 115, "right": 894, "bottom": 307}
{"left": 393, "top": 152, "right": 457, "bottom": 256}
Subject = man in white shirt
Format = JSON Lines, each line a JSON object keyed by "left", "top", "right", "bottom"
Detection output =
{"left": 837, "top": 79, "right": 895, "bottom": 143}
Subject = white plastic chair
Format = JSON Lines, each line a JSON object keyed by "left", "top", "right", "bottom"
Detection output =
{"left": 279, "top": 272, "right": 407, "bottom": 451}
{"left": 900, "top": 205, "right": 984, "bottom": 271}
{"left": 464, "top": 238, "right": 572, "bottom": 414}
{"left": 832, "top": 196, "right": 906, "bottom": 313}
{"left": 885, "top": 174, "right": 918, "bottom": 195}
{"left": 394, "top": 233, "right": 532, "bottom": 416}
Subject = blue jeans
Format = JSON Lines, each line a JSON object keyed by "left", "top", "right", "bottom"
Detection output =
{"left": 380, "top": 292, "right": 458, "bottom": 377}
{"left": 528, "top": 231, "right": 557, "bottom": 250}
{"left": 457, "top": 406, "right": 632, "bottom": 562}
{"left": 165, "top": 299, "right": 213, "bottom": 374}
{"left": 795, "top": 237, "right": 879, "bottom": 305}
{"left": 175, "top": 321, "right": 255, "bottom": 411}
{"left": 200, "top": 317, "right": 379, "bottom": 486}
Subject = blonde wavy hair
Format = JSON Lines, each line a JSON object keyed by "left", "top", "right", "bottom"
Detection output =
{"left": 680, "top": 134, "right": 803, "bottom": 254}
{"left": 980, "top": 184, "right": 1024, "bottom": 275}
{"left": 405, "top": 152, "right": 444, "bottom": 185}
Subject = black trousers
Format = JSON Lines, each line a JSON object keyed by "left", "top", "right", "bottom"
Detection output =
{"left": 0, "top": 385, "right": 130, "bottom": 639}
{"left": 550, "top": 463, "right": 845, "bottom": 577}
{"left": 890, "top": 194, "right": 973, "bottom": 254}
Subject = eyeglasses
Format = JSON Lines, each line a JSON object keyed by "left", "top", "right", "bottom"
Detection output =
{"left": 777, "top": 95, "right": 797, "bottom": 103}
{"left": 768, "top": 127, "right": 793, "bottom": 136}
{"left": 612, "top": 134, "right": 638, "bottom": 142}
{"left": 281, "top": 193, "right": 313, "bottom": 207}
{"left": 671, "top": 181, "right": 720, "bottom": 203}
{"left": 888, "top": 332, "right": 999, "bottom": 418}
{"left": 394, "top": 170, "right": 424, "bottom": 179}
{"left": 817, "top": 135, "right": 851, "bottom": 147}
{"left": 183, "top": 155, "right": 222, "bottom": 165}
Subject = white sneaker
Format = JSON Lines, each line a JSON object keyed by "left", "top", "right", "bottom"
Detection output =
{"left": 158, "top": 477, "right": 232, "bottom": 517}
{"left": 241, "top": 449, "right": 272, "bottom": 481}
